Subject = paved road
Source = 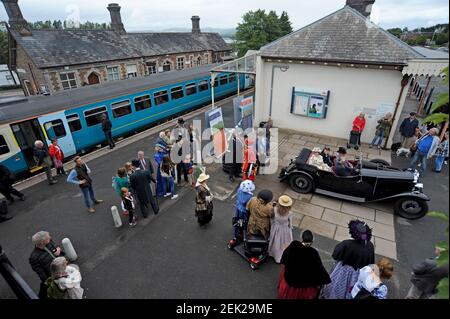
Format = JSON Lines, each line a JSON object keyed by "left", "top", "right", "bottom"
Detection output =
{"left": 1, "top": 92, "right": 448, "bottom": 299}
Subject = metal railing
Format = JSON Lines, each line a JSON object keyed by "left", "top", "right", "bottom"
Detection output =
{"left": 0, "top": 246, "right": 38, "bottom": 299}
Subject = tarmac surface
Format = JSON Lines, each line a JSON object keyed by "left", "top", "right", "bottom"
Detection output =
{"left": 0, "top": 91, "right": 448, "bottom": 299}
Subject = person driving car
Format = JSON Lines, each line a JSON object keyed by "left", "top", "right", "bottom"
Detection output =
{"left": 335, "top": 147, "right": 356, "bottom": 177}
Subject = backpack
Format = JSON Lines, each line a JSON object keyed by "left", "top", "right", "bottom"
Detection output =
{"left": 45, "top": 277, "right": 67, "bottom": 299}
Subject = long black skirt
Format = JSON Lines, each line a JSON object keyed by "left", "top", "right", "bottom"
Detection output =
{"left": 196, "top": 203, "right": 213, "bottom": 226}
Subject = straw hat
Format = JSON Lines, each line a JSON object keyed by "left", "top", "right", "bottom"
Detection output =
{"left": 197, "top": 173, "right": 210, "bottom": 183}
{"left": 278, "top": 195, "right": 293, "bottom": 207}
{"left": 312, "top": 147, "right": 322, "bottom": 153}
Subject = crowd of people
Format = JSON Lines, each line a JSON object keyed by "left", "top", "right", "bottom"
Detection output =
{"left": 2, "top": 109, "right": 448, "bottom": 300}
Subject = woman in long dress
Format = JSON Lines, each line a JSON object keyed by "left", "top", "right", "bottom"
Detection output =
{"left": 321, "top": 220, "right": 375, "bottom": 299}
{"left": 278, "top": 230, "right": 331, "bottom": 299}
{"left": 195, "top": 173, "right": 213, "bottom": 227}
{"left": 268, "top": 195, "right": 293, "bottom": 263}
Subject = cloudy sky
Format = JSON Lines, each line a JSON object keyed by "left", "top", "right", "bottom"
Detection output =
{"left": 1, "top": 0, "right": 448, "bottom": 31}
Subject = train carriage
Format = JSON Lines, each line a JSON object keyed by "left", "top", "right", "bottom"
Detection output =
{"left": 0, "top": 64, "right": 248, "bottom": 176}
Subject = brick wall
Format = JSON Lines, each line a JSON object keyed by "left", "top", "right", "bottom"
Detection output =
{"left": 15, "top": 44, "right": 46, "bottom": 95}
{"left": 21, "top": 49, "right": 231, "bottom": 94}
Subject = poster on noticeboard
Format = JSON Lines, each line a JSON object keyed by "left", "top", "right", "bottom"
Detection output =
{"left": 291, "top": 87, "right": 330, "bottom": 119}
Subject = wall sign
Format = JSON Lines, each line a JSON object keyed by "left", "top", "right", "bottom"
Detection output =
{"left": 290, "top": 87, "right": 330, "bottom": 119}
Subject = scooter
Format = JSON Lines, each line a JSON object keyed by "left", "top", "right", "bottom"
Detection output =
{"left": 227, "top": 220, "right": 269, "bottom": 270}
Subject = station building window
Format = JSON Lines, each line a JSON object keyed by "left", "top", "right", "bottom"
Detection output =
{"left": 219, "top": 75, "right": 228, "bottom": 85}
{"left": 198, "top": 80, "right": 208, "bottom": 92}
{"left": 171, "top": 86, "right": 184, "bottom": 100}
{"left": 154, "top": 90, "right": 169, "bottom": 105}
{"left": 0, "top": 135, "right": 10, "bottom": 155}
{"left": 66, "top": 114, "right": 82, "bottom": 132}
{"left": 107, "top": 67, "right": 120, "bottom": 81}
{"left": 126, "top": 64, "right": 138, "bottom": 78}
{"left": 44, "top": 119, "right": 66, "bottom": 139}
{"left": 60, "top": 72, "right": 77, "bottom": 90}
{"left": 134, "top": 95, "right": 152, "bottom": 111}
{"left": 196, "top": 57, "right": 202, "bottom": 66}
{"left": 111, "top": 100, "right": 132, "bottom": 118}
{"left": 84, "top": 106, "right": 108, "bottom": 127}
{"left": 146, "top": 61, "right": 157, "bottom": 74}
{"left": 176, "top": 57, "right": 185, "bottom": 70}
{"left": 186, "top": 82, "right": 197, "bottom": 96}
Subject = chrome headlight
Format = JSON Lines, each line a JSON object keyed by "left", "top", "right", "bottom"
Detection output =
{"left": 413, "top": 170, "right": 420, "bottom": 183}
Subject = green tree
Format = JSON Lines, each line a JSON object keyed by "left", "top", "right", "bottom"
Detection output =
{"left": 0, "top": 30, "right": 9, "bottom": 64}
{"left": 424, "top": 66, "right": 449, "bottom": 125}
{"left": 279, "top": 11, "right": 293, "bottom": 35}
{"left": 387, "top": 27, "right": 402, "bottom": 38}
{"left": 235, "top": 10, "right": 293, "bottom": 57}
{"left": 427, "top": 211, "right": 449, "bottom": 299}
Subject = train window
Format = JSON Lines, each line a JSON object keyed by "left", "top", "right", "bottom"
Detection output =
{"left": 44, "top": 119, "right": 66, "bottom": 139}
{"left": 111, "top": 100, "right": 132, "bottom": 118}
{"left": 171, "top": 86, "right": 184, "bottom": 100}
{"left": 154, "top": 90, "right": 169, "bottom": 105}
{"left": 214, "top": 78, "right": 219, "bottom": 87}
{"left": 219, "top": 75, "right": 228, "bottom": 85}
{"left": 229, "top": 74, "right": 236, "bottom": 83}
{"left": 186, "top": 83, "right": 197, "bottom": 96}
{"left": 84, "top": 106, "right": 107, "bottom": 127}
{"left": 0, "top": 135, "right": 10, "bottom": 155}
{"left": 134, "top": 95, "right": 152, "bottom": 111}
{"left": 67, "top": 114, "right": 82, "bottom": 132}
{"left": 198, "top": 80, "right": 209, "bottom": 92}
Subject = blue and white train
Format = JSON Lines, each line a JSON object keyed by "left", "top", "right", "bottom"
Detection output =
{"left": 0, "top": 64, "right": 250, "bottom": 176}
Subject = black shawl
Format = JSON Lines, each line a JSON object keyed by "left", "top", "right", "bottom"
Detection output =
{"left": 332, "top": 239, "right": 375, "bottom": 270}
{"left": 280, "top": 241, "right": 331, "bottom": 288}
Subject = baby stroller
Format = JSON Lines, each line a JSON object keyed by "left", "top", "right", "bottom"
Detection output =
{"left": 347, "top": 130, "right": 361, "bottom": 150}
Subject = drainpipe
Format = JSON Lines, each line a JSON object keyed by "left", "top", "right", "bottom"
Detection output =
{"left": 385, "top": 74, "right": 411, "bottom": 149}
{"left": 268, "top": 64, "right": 289, "bottom": 116}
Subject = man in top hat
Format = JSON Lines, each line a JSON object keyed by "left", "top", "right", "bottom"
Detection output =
{"left": 129, "top": 159, "right": 158, "bottom": 218}
{"left": 334, "top": 147, "right": 355, "bottom": 177}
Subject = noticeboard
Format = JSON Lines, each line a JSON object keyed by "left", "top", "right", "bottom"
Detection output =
{"left": 290, "top": 87, "right": 330, "bottom": 119}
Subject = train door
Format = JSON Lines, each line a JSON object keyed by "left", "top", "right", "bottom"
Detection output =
{"left": 38, "top": 111, "right": 77, "bottom": 157}
{"left": 10, "top": 119, "right": 46, "bottom": 171}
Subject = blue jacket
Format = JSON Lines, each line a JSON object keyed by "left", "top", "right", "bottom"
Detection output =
{"left": 399, "top": 118, "right": 419, "bottom": 138}
{"left": 235, "top": 189, "right": 252, "bottom": 218}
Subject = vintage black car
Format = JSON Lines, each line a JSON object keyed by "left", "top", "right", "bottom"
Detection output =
{"left": 279, "top": 148, "right": 430, "bottom": 220}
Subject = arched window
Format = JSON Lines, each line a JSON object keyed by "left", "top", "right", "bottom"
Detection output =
{"left": 87, "top": 72, "right": 100, "bottom": 85}
{"left": 196, "top": 57, "right": 202, "bottom": 66}
{"left": 162, "top": 60, "right": 171, "bottom": 72}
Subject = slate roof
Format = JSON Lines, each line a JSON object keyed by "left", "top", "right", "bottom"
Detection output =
{"left": 10, "top": 29, "right": 230, "bottom": 69}
{"left": 0, "top": 64, "right": 217, "bottom": 124}
{"left": 411, "top": 46, "right": 449, "bottom": 60}
{"left": 260, "top": 6, "right": 423, "bottom": 65}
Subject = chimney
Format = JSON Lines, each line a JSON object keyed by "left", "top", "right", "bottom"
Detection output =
{"left": 346, "top": 0, "right": 375, "bottom": 17}
{"left": 107, "top": 3, "right": 126, "bottom": 34}
{"left": 191, "top": 16, "right": 200, "bottom": 34}
{"left": 1, "top": 0, "right": 31, "bottom": 35}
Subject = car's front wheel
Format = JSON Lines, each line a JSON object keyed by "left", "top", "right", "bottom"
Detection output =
{"left": 288, "top": 174, "right": 315, "bottom": 194}
{"left": 394, "top": 197, "right": 429, "bottom": 220}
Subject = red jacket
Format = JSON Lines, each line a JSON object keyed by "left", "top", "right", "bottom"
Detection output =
{"left": 49, "top": 144, "right": 64, "bottom": 161}
{"left": 352, "top": 116, "right": 366, "bottom": 133}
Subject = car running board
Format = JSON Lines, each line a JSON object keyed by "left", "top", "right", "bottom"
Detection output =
{"left": 315, "top": 189, "right": 366, "bottom": 203}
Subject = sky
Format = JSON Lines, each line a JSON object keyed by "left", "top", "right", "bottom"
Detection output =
{"left": 0, "top": 0, "right": 448, "bottom": 32}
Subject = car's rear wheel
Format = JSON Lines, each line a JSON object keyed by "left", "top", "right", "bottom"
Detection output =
{"left": 288, "top": 174, "right": 314, "bottom": 194}
{"left": 394, "top": 197, "right": 429, "bottom": 220}
{"left": 370, "top": 159, "right": 390, "bottom": 166}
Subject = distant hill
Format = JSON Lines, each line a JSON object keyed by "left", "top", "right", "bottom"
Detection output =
{"left": 387, "top": 23, "right": 449, "bottom": 46}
